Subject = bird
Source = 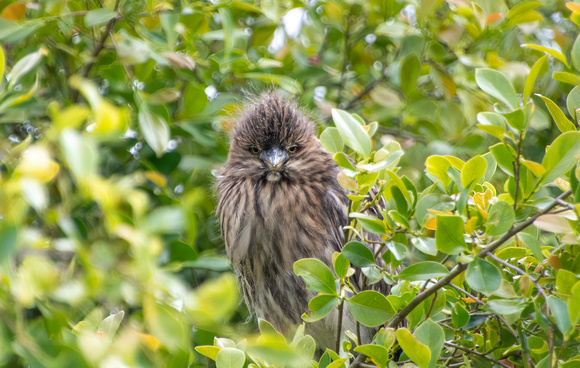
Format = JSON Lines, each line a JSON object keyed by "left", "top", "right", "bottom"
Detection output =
{"left": 216, "top": 91, "right": 385, "bottom": 351}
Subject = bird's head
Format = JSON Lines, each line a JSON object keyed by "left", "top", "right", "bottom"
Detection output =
{"left": 224, "top": 92, "right": 328, "bottom": 183}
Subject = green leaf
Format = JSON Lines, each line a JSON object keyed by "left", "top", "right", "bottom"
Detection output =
{"left": 302, "top": 295, "right": 337, "bottom": 322}
{"left": 98, "top": 310, "right": 124, "bottom": 338}
{"left": 541, "top": 132, "right": 580, "bottom": 184}
{"left": 400, "top": 53, "right": 421, "bottom": 95}
{"left": 414, "top": 320, "right": 444, "bottom": 368}
{"left": 397, "top": 261, "right": 449, "bottom": 281}
{"left": 349, "top": 213, "right": 389, "bottom": 236}
{"left": 476, "top": 112, "right": 506, "bottom": 140}
{"left": 219, "top": 8, "right": 234, "bottom": 57}
{"left": 143, "top": 206, "right": 184, "bottom": 234}
{"left": 485, "top": 299, "right": 526, "bottom": 315}
{"left": 347, "top": 291, "right": 394, "bottom": 327}
{"left": 415, "top": 194, "right": 454, "bottom": 228}
{"left": 341, "top": 241, "right": 375, "bottom": 268}
{"left": 320, "top": 127, "right": 344, "bottom": 154}
{"left": 501, "top": 108, "right": 526, "bottom": 131}
{"left": 331, "top": 109, "right": 371, "bottom": 158}
{"left": 195, "top": 346, "right": 221, "bottom": 361}
{"left": 240, "top": 73, "right": 302, "bottom": 94}
{"left": 461, "top": 155, "right": 487, "bottom": 188}
{"left": 519, "top": 233, "right": 544, "bottom": 261}
{"left": 294, "top": 258, "right": 337, "bottom": 296}
{"left": 139, "top": 109, "right": 171, "bottom": 157}
{"left": 566, "top": 86, "right": 580, "bottom": 121}
{"left": 451, "top": 303, "right": 470, "bottom": 329}
{"left": 425, "top": 155, "right": 452, "bottom": 186}
{"left": 0, "top": 225, "right": 17, "bottom": 262}
{"left": 489, "top": 143, "right": 515, "bottom": 176}
{"left": 8, "top": 48, "right": 46, "bottom": 89}
{"left": 475, "top": 68, "right": 518, "bottom": 110}
{"left": 411, "top": 237, "right": 437, "bottom": 256}
{"left": 556, "top": 269, "right": 577, "bottom": 296}
{"left": 216, "top": 348, "right": 246, "bottom": 368}
{"left": 466, "top": 258, "right": 502, "bottom": 295}
{"left": 435, "top": 215, "right": 467, "bottom": 255}
{"left": 485, "top": 200, "right": 514, "bottom": 236}
{"left": 84, "top": 8, "right": 117, "bottom": 27}
{"left": 353, "top": 345, "right": 389, "bottom": 367}
{"left": 60, "top": 130, "right": 99, "bottom": 182}
{"left": 569, "top": 281, "right": 580, "bottom": 326}
{"left": 538, "top": 95, "right": 576, "bottom": 133}
{"left": 396, "top": 328, "right": 431, "bottom": 368}
{"left": 332, "top": 252, "right": 349, "bottom": 279}
{"left": 548, "top": 296, "right": 572, "bottom": 335}
{"left": 522, "top": 44, "right": 569, "bottom": 67}
{"left": 145, "top": 300, "right": 188, "bottom": 352}
{"left": 553, "top": 71, "right": 580, "bottom": 86}
{"left": 572, "top": 34, "right": 580, "bottom": 72}
{"left": 524, "top": 55, "right": 547, "bottom": 102}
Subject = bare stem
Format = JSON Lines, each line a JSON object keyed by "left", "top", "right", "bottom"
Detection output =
{"left": 444, "top": 342, "right": 512, "bottom": 368}
{"left": 486, "top": 253, "right": 548, "bottom": 301}
{"left": 447, "top": 282, "right": 484, "bottom": 305}
{"left": 335, "top": 299, "right": 344, "bottom": 353}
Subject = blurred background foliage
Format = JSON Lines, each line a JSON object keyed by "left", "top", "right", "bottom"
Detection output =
{"left": 0, "top": 0, "right": 579, "bottom": 366}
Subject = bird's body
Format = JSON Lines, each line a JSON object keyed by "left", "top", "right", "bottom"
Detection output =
{"left": 216, "top": 92, "right": 378, "bottom": 349}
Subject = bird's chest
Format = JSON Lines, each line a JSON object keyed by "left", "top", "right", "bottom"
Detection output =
{"left": 229, "top": 182, "right": 327, "bottom": 278}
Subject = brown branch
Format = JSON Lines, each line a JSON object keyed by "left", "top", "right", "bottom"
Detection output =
{"left": 335, "top": 299, "right": 344, "bottom": 353}
{"left": 444, "top": 342, "right": 512, "bottom": 368}
{"left": 447, "top": 282, "right": 484, "bottom": 305}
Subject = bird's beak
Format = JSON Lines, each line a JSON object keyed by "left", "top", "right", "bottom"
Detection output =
{"left": 260, "top": 147, "right": 288, "bottom": 171}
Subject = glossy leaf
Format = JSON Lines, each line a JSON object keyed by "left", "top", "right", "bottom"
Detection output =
{"left": 320, "top": 127, "right": 344, "bottom": 154}
{"left": 396, "top": 328, "right": 431, "bottom": 368}
{"left": 541, "top": 132, "right": 580, "bottom": 184}
{"left": 294, "top": 259, "right": 337, "bottom": 296}
{"left": 524, "top": 55, "right": 547, "bottom": 101}
{"left": 414, "top": 319, "right": 444, "bottom": 368}
{"left": 85, "top": 8, "right": 117, "bottom": 27}
{"left": 522, "top": 44, "right": 569, "bottom": 67}
{"left": 397, "top": 261, "right": 449, "bottom": 281}
{"left": 475, "top": 68, "right": 518, "bottom": 110}
{"left": 347, "top": 291, "right": 394, "bottom": 327}
{"left": 461, "top": 155, "right": 486, "bottom": 188}
{"left": 331, "top": 109, "right": 371, "bottom": 158}
{"left": 538, "top": 95, "right": 576, "bottom": 133}
{"left": 341, "top": 241, "right": 375, "bottom": 268}
{"left": 435, "top": 215, "right": 467, "bottom": 255}
{"left": 486, "top": 200, "right": 514, "bottom": 236}
{"left": 466, "top": 258, "right": 502, "bottom": 295}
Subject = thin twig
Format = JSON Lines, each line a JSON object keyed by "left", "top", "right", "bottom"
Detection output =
{"left": 555, "top": 198, "right": 575, "bottom": 210}
{"left": 486, "top": 253, "right": 548, "bottom": 301}
{"left": 447, "top": 282, "right": 484, "bottom": 305}
{"left": 444, "top": 342, "right": 512, "bottom": 368}
{"left": 335, "top": 299, "right": 344, "bottom": 353}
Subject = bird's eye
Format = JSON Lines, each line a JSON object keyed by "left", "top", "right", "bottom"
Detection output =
{"left": 250, "top": 147, "right": 260, "bottom": 155}
{"left": 288, "top": 145, "right": 299, "bottom": 154}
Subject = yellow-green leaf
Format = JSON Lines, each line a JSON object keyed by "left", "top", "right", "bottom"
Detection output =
{"left": 396, "top": 328, "right": 431, "bottom": 368}
{"left": 461, "top": 155, "right": 487, "bottom": 188}
{"left": 522, "top": 44, "right": 569, "bottom": 67}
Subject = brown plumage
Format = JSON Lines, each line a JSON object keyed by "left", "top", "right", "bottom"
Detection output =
{"left": 216, "top": 92, "right": 383, "bottom": 350}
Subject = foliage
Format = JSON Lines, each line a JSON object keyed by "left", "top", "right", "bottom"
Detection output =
{"left": 0, "top": 0, "right": 579, "bottom": 367}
